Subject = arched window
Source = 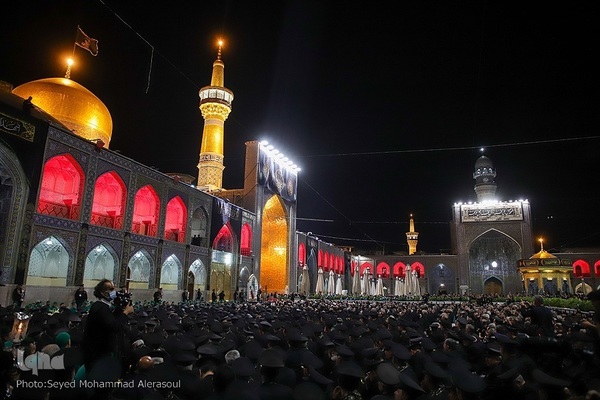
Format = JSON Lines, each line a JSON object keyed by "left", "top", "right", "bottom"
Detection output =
{"left": 90, "top": 171, "right": 126, "bottom": 229}
{"left": 360, "top": 262, "right": 373, "bottom": 276}
{"left": 131, "top": 185, "right": 159, "bottom": 237}
{"left": 190, "top": 207, "right": 208, "bottom": 246}
{"left": 298, "top": 243, "right": 306, "bottom": 266}
{"left": 318, "top": 250, "right": 323, "bottom": 267}
{"left": 323, "top": 252, "right": 329, "bottom": 272}
{"left": 438, "top": 264, "right": 446, "bottom": 277}
{"left": 241, "top": 223, "right": 252, "bottom": 256}
{"left": 595, "top": 260, "right": 600, "bottom": 277}
{"left": 393, "top": 262, "right": 406, "bottom": 278}
{"left": 412, "top": 262, "right": 425, "bottom": 278}
{"left": 38, "top": 154, "right": 84, "bottom": 220}
{"left": 376, "top": 262, "right": 391, "bottom": 278}
{"left": 573, "top": 259, "right": 591, "bottom": 278}
{"left": 164, "top": 196, "right": 186, "bottom": 242}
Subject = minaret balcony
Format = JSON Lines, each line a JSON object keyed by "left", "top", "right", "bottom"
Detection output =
{"left": 199, "top": 86, "right": 234, "bottom": 107}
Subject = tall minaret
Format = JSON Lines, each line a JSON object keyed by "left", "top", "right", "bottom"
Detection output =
{"left": 197, "top": 40, "right": 234, "bottom": 191}
{"left": 406, "top": 214, "right": 419, "bottom": 255}
{"left": 473, "top": 152, "right": 497, "bottom": 202}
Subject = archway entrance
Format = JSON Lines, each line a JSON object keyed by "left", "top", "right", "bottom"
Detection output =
{"left": 484, "top": 277, "right": 503, "bottom": 295}
{"left": 260, "top": 195, "right": 288, "bottom": 294}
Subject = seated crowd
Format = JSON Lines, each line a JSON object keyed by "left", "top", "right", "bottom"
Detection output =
{"left": 0, "top": 290, "right": 599, "bottom": 400}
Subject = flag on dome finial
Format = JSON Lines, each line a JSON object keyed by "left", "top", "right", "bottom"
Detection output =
{"left": 75, "top": 26, "right": 99, "bottom": 56}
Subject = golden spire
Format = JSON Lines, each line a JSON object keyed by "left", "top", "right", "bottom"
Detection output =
{"left": 65, "top": 58, "right": 74, "bottom": 79}
{"left": 406, "top": 214, "right": 419, "bottom": 255}
{"left": 197, "top": 38, "right": 234, "bottom": 191}
{"left": 539, "top": 238, "right": 544, "bottom": 251}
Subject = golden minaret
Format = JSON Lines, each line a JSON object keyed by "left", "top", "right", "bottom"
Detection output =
{"left": 406, "top": 214, "right": 419, "bottom": 255}
{"left": 197, "top": 40, "right": 234, "bottom": 191}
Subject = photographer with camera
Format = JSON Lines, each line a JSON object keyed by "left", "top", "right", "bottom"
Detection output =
{"left": 81, "top": 279, "right": 134, "bottom": 377}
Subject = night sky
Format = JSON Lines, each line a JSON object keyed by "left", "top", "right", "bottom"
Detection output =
{"left": 2, "top": 1, "right": 599, "bottom": 253}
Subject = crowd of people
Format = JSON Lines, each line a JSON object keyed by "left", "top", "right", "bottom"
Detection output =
{"left": 1, "top": 282, "right": 599, "bottom": 400}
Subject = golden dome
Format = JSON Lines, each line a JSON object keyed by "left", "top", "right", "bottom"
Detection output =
{"left": 12, "top": 77, "right": 112, "bottom": 148}
{"left": 529, "top": 249, "right": 557, "bottom": 259}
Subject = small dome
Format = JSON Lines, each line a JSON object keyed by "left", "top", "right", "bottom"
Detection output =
{"left": 529, "top": 249, "right": 557, "bottom": 259}
{"left": 475, "top": 155, "right": 493, "bottom": 169}
{"left": 12, "top": 78, "right": 112, "bottom": 147}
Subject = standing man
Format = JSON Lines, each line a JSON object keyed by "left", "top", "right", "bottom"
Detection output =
{"left": 12, "top": 284, "right": 25, "bottom": 309}
{"left": 82, "top": 279, "right": 134, "bottom": 373}
{"left": 196, "top": 288, "right": 203, "bottom": 301}
{"left": 521, "top": 295, "right": 554, "bottom": 336}
{"left": 74, "top": 284, "right": 88, "bottom": 310}
{"left": 211, "top": 289, "right": 217, "bottom": 303}
{"left": 181, "top": 289, "right": 189, "bottom": 302}
{"left": 153, "top": 287, "right": 163, "bottom": 304}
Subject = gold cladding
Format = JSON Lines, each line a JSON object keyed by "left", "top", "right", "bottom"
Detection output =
{"left": 260, "top": 196, "right": 288, "bottom": 293}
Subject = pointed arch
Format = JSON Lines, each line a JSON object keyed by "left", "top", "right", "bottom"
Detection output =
{"left": 128, "top": 250, "right": 152, "bottom": 289}
{"left": 484, "top": 276, "right": 503, "bottom": 295}
{"left": 260, "top": 195, "right": 288, "bottom": 293}
{"left": 84, "top": 243, "right": 118, "bottom": 285}
{"left": 164, "top": 196, "right": 187, "bottom": 242}
{"left": 360, "top": 262, "right": 373, "bottom": 276}
{"left": 190, "top": 206, "right": 208, "bottom": 246}
{"left": 90, "top": 171, "right": 126, "bottom": 229}
{"left": 37, "top": 154, "right": 84, "bottom": 220}
{"left": 298, "top": 243, "right": 306, "bottom": 266}
{"left": 323, "top": 251, "right": 330, "bottom": 272}
{"left": 411, "top": 262, "right": 425, "bottom": 278}
{"left": 240, "top": 223, "right": 252, "bottom": 256}
{"left": 573, "top": 259, "right": 591, "bottom": 278}
{"left": 376, "top": 262, "right": 391, "bottom": 278}
{"left": 27, "top": 236, "right": 70, "bottom": 286}
{"left": 318, "top": 249, "right": 323, "bottom": 267}
{"left": 393, "top": 262, "right": 406, "bottom": 278}
{"left": 132, "top": 185, "right": 159, "bottom": 237}
{"left": 211, "top": 223, "right": 235, "bottom": 300}
{"left": 595, "top": 260, "right": 600, "bottom": 277}
{"left": 160, "top": 254, "right": 182, "bottom": 290}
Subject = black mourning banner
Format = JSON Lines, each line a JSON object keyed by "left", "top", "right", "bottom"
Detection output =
{"left": 258, "top": 148, "right": 297, "bottom": 202}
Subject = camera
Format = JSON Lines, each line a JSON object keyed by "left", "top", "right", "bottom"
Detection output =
{"left": 114, "top": 290, "right": 132, "bottom": 309}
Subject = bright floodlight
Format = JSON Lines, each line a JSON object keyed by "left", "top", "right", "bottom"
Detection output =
{"left": 67, "top": 58, "right": 74, "bottom": 66}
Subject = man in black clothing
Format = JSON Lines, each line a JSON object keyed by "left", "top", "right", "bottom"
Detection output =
{"left": 521, "top": 295, "right": 554, "bottom": 336}
{"left": 153, "top": 287, "right": 163, "bottom": 304}
{"left": 82, "top": 279, "right": 134, "bottom": 373}
{"left": 74, "top": 284, "right": 87, "bottom": 310}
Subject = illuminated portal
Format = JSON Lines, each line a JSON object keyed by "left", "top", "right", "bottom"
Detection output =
{"left": 260, "top": 195, "right": 288, "bottom": 293}
{"left": 84, "top": 244, "right": 117, "bottom": 286}
{"left": 210, "top": 225, "right": 234, "bottom": 300}
{"left": 27, "top": 236, "right": 69, "bottom": 286}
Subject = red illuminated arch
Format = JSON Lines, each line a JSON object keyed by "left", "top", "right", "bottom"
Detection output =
{"left": 573, "top": 259, "right": 591, "bottom": 278}
{"left": 376, "top": 262, "right": 391, "bottom": 278}
{"left": 241, "top": 223, "right": 252, "bottom": 256}
{"left": 38, "top": 154, "right": 84, "bottom": 220}
{"left": 411, "top": 262, "right": 425, "bottom": 278}
{"left": 164, "top": 196, "right": 187, "bottom": 242}
{"left": 91, "top": 171, "right": 126, "bottom": 229}
{"left": 298, "top": 243, "right": 306, "bottom": 266}
{"left": 595, "top": 260, "right": 600, "bottom": 277}
{"left": 393, "top": 262, "right": 406, "bottom": 278}
{"left": 360, "top": 262, "right": 373, "bottom": 276}
{"left": 350, "top": 260, "right": 356, "bottom": 276}
{"left": 318, "top": 250, "right": 323, "bottom": 267}
{"left": 213, "top": 224, "right": 234, "bottom": 252}
{"left": 132, "top": 185, "right": 160, "bottom": 237}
